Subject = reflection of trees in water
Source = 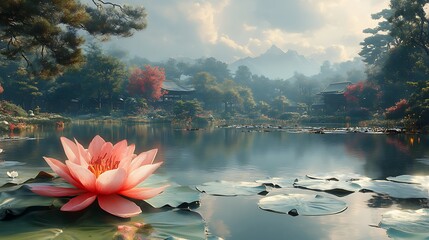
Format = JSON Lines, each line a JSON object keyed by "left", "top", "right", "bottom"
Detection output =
{"left": 166, "top": 128, "right": 256, "bottom": 169}
{"left": 344, "top": 134, "right": 429, "bottom": 179}
{"left": 366, "top": 194, "right": 428, "bottom": 209}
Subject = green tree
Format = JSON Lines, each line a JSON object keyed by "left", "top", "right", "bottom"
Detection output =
{"left": 238, "top": 87, "right": 256, "bottom": 112}
{"left": 220, "top": 80, "right": 243, "bottom": 113}
{"left": 173, "top": 100, "right": 203, "bottom": 119}
{"left": 0, "top": 0, "right": 146, "bottom": 78}
{"left": 81, "top": 45, "right": 127, "bottom": 112}
{"left": 389, "top": 0, "right": 429, "bottom": 56}
{"left": 271, "top": 95, "right": 289, "bottom": 116}
{"left": 186, "top": 58, "right": 231, "bottom": 82}
{"left": 359, "top": 9, "right": 395, "bottom": 65}
{"left": 234, "top": 65, "right": 253, "bottom": 86}
{"left": 406, "top": 81, "right": 429, "bottom": 127}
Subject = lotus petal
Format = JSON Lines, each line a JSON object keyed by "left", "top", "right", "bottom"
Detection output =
{"left": 66, "top": 160, "right": 96, "bottom": 192}
{"left": 43, "top": 157, "right": 83, "bottom": 188}
{"left": 61, "top": 192, "right": 97, "bottom": 211}
{"left": 96, "top": 168, "right": 126, "bottom": 195}
{"left": 60, "top": 137, "right": 78, "bottom": 163}
{"left": 98, "top": 194, "right": 141, "bottom": 218}
{"left": 120, "top": 185, "right": 168, "bottom": 200}
{"left": 124, "top": 162, "right": 162, "bottom": 190}
{"left": 30, "top": 186, "right": 85, "bottom": 197}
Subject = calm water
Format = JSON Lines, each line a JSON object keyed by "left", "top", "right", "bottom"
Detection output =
{"left": 1, "top": 122, "right": 429, "bottom": 239}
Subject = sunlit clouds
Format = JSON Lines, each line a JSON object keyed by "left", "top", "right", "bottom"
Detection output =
{"left": 107, "top": 0, "right": 390, "bottom": 63}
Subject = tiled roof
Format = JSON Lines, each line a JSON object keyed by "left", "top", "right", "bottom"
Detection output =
{"left": 320, "top": 82, "right": 351, "bottom": 94}
{"left": 162, "top": 80, "right": 195, "bottom": 92}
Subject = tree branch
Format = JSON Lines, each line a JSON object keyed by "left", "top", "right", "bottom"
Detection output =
{"left": 92, "top": 0, "right": 123, "bottom": 10}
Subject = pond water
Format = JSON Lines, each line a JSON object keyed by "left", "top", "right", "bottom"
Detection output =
{"left": 1, "top": 122, "right": 429, "bottom": 239}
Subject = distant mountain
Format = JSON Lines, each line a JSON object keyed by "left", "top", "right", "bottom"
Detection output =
{"left": 229, "top": 45, "right": 320, "bottom": 79}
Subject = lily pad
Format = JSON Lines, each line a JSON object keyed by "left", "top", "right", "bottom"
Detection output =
{"left": 196, "top": 181, "right": 267, "bottom": 196}
{"left": 358, "top": 180, "right": 429, "bottom": 199}
{"left": 258, "top": 193, "right": 347, "bottom": 216}
{"left": 379, "top": 208, "right": 429, "bottom": 239}
{"left": 386, "top": 175, "right": 429, "bottom": 185}
{"left": 0, "top": 169, "right": 52, "bottom": 187}
{"left": 293, "top": 178, "right": 361, "bottom": 195}
{"left": 306, "top": 172, "right": 370, "bottom": 182}
{"left": 0, "top": 185, "right": 57, "bottom": 219}
{"left": 146, "top": 185, "right": 200, "bottom": 208}
{"left": 0, "top": 206, "right": 208, "bottom": 240}
{"left": 256, "top": 177, "right": 297, "bottom": 188}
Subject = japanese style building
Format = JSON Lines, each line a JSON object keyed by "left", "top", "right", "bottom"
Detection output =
{"left": 312, "top": 81, "right": 351, "bottom": 113}
{"left": 161, "top": 80, "right": 195, "bottom": 101}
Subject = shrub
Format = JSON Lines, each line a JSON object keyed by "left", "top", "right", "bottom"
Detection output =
{"left": 385, "top": 99, "right": 408, "bottom": 119}
{"left": 0, "top": 101, "right": 27, "bottom": 117}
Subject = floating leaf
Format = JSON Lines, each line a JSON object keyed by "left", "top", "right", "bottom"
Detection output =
{"left": 358, "top": 180, "right": 429, "bottom": 199}
{"left": 0, "top": 170, "right": 53, "bottom": 187}
{"left": 196, "top": 181, "right": 267, "bottom": 196}
{"left": 293, "top": 178, "right": 361, "bottom": 195}
{"left": 0, "top": 185, "right": 56, "bottom": 219}
{"left": 146, "top": 185, "right": 200, "bottom": 208}
{"left": 306, "top": 172, "right": 370, "bottom": 182}
{"left": 386, "top": 175, "right": 429, "bottom": 185}
{"left": 379, "top": 208, "right": 429, "bottom": 239}
{"left": 258, "top": 193, "right": 347, "bottom": 216}
{"left": 0, "top": 207, "right": 207, "bottom": 240}
{"left": 256, "top": 177, "right": 297, "bottom": 188}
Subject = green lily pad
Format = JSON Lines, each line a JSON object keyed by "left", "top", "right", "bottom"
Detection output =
{"left": 386, "top": 175, "right": 429, "bottom": 185}
{"left": 196, "top": 181, "right": 268, "bottom": 196}
{"left": 306, "top": 172, "right": 370, "bottom": 181}
{"left": 358, "top": 180, "right": 429, "bottom": 199}
{"left": 293, "top": 178, "right": 362, "bottom": 195}
{"left": 256, "top": 177, "right": 297, "bottom": 188}
{"left": 0, "top": 185, "right": 57, "bottom": 219}
{"left": 258, "top": 193, "right": 347, "bottom": 216}
{"left": 0, "top": 206, "right": 207, "bottom": 240}
{"left": 379, "top": 208, "right": 429, "bottom": 239}
{"left": 0, "top": 169, "right": 53, "bottom": 187}
{"left": 146, "top": 185, "right": 200, "bottom": 208}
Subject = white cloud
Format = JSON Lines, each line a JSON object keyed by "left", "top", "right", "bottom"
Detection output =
{"left": 219, "top": 35, "right": 252, "bottom": 55}
{"left": 105, "top": 0, "right": 391, "bottom": 63}
{"left": 183, "top": 0, "right": 230, "bottom": 44}
{"left": 243, "top": 23, "right": 257, "bottom": 32}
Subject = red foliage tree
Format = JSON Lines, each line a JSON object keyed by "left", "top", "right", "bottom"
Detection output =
{"left": 127, "top": 65, "right": 167, "bottom": 101}
{"left": 344, "top": 81, "right": 380, "bottom": 109}
{"left": 385, "top": 99, "right": 408, "bottom": 119}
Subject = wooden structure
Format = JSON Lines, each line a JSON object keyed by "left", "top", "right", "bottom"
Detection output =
{"left": 313, "top": 82, "right": 351, "bottom": 114}
{"left": 161, "top": 80, "right": 195, "bottom": 101}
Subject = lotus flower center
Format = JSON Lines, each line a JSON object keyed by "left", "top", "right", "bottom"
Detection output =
{"left": 88, "top": 154, "right": 119, "bottom": 177}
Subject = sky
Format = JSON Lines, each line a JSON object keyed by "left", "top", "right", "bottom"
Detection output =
{"left": 104, "top": 0, "right": 390, "bottom": 64}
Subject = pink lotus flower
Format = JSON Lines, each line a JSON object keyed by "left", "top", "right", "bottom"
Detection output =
{"left": 31, "top": 135, "right": 168, "bottom": 218}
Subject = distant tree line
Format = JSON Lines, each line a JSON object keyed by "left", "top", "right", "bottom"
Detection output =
{"left": 10, "top": 0, "right": 429, "bottom": 128}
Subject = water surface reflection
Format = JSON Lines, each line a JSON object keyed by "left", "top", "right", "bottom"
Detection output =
{"left": 1, "top": 122, "right": 428, "bottom": 239}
